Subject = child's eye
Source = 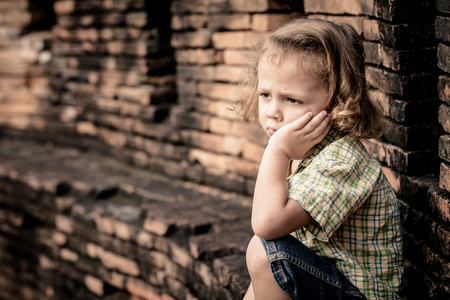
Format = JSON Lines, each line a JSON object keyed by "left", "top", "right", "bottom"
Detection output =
{"left": 287, "top": 98, "right": 302, "bottom": 104}
{"left": 259, "top": 93, "right": 270, "bottom": 98}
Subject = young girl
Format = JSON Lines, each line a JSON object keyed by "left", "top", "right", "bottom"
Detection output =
{"left": 236, "top": 18, "right": 404, "bottom": 300}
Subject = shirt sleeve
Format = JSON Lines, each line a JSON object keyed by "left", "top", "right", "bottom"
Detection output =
{"left": 288, "top": 159, "right": 379, "bottom": 242}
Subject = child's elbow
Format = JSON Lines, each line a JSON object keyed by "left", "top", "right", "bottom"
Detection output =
{"left": 251, "top": 215, "right": 281, "bottom": 241}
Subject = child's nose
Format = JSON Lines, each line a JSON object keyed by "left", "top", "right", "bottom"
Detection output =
{"left": 266, "top": 100, "right": 282, "bottom": 120}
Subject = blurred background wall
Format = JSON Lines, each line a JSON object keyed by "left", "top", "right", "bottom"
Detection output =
{"left": 0, "top": 0, "right": 448, "bottom": 299}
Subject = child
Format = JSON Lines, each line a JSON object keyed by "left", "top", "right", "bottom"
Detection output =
{"left": 235, "top": 18, "right": 404, "bottom": 299}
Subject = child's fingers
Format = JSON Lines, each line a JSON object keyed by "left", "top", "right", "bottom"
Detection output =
{"left": 311, "top": 121, "right": 331, "bottom": 144}
{"left": 299, "top": 111, "right": 329, "bottom": 134}
{"left": 290, "top": 111, "right": 314, "bottom": 130}
{"left": 310, "top": 111, "right": 330, "bottom": 135}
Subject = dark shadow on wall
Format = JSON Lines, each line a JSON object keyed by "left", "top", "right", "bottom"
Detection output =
{"left": 24, "top": 0, "right": 56, "bottom": 33}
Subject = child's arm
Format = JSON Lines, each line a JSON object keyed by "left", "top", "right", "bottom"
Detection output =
{"left": 251, "top": 111, "right": 331, "bottom": 240}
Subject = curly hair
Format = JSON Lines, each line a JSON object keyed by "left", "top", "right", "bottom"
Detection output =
{"left": 234, "top": 18, "right": 382, "bottom": 140}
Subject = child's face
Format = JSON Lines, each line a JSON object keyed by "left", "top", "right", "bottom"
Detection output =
{"left": 257, "top": 52, "right": 328, "bottom": 137}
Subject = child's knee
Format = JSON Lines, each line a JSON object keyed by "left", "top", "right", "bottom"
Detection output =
{"left": 246, "top": 235, "right": 270, "bottom": 276}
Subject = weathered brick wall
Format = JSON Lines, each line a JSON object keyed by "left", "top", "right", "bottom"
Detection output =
{"left": 51, "top": 0, "right": 178, "bottom": 162}
{"left": 0, "top": 0, "right": 55, "bottom": 133}
{"left": 169, "top": 0, "right": 303, "bottom": 194}
{"left": 0, "top": 138, "right": 253, "bottom": 299}
{"left": 305, "top": 0, "right": 449, "bottom": 298}
{"left": 0, "top": 0, "right": 449, "bottom": 299}
{"left": 438, "top": 2, "right": 450, "bottom": 196}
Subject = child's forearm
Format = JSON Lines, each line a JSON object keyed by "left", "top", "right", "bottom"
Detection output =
{"left": 251, "top": 143, "right": 291, "bottom": 238}
{"left": 251, "top": 142, "right": 313, "bottom": 240}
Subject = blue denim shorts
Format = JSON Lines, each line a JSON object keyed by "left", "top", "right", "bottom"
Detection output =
{"left": 260, "top": 235, "right": 367, "bottom": 300}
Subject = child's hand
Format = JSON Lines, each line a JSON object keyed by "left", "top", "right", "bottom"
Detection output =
{"left": 268, "top": 111, "right": 331, "bottom": 160}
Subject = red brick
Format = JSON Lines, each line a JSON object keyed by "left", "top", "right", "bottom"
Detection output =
{"left": 38, "top": 254, "right": 57, "bottom": 270}
{"left": 232, "top": 158, "right": 259, "bottom": 178}
{"left": 143, "top": 217, "right": 171, "bottom": 236}
{"left": 171, "top": 0, "right": 209, "bottom": 14}
{"left": 223, "top": 49, "right": 250, "bottom": 65}
{"left": 242, "top": 142, "right": 265, "bottom": 163}
{"left": 369, "top": 89, "right": 440, "bottom": 124}
{"left": 364, "top": 41, "right": 437, "bottom": 72}
{"left": 308, "top": 15, "right": 363, "bottom": 35}
{"left": 54, "top": 0, "right": 75, "bottom": 15}
{"left": 102, "top": 0, "right": 129, "bottom": 10}
{"left": 84, "top": 275, "right": 104, "bottom": 296}
{"left": 210, "top": 101, "right": 241, "bottom": 120}
{"left": 178, "top": 65, "right": 244, "bottom": 82}
{"left": 74, "top": 27, "right": 98, "bottom": 41}
{"left": 211, "top": 31, "right": 269, "bottom": 49}
{"left": 162, "top": 293, "right": 177, "bottom": 300}
{"left": 171, "top": 15, "right": 209, "bottom": 31}
{"left": 102, "top": 12, "right": 125, "bottom": 26}
{"left": 126, "top": 278, "right": 161, "bottom": 300}
{"left": 52, "top": 231, "right": 67, "bottom": 246}
{"left": 112, "top": 220, "right": 134, "bottom": 241}
{"left": 197, "top": 82, "right": 234, "bottom": 100}
{"left": 104, "top": 271, "right": 126, "bottom": 289}
{"left": 224, "top": 136, "right": 246, "bottom": 156}
{"left": 181, "top": 130, "right": 225, "bottom": 153}
{"left": 98, "top": 128, "right": 127, "bottom": 148}
{"left": 441, "top": 162, "right": 450, "bottom": 194}
{"left": 170, "top": 243, "right": 194, "bottom": 269}
{"left": 171, "top": 30, "right": 212, "bottom": 48}
{"left": 214, "top": 65, "right": 246, "bottom": 82}
{"left": 117, "top": 85, "right": 161, "bottom": 105}
{"left": 366, "top": 66, "right": 436, "bottom": 98}
{"left": 175, "top": 79, "right": 197, "bottom": 96}
{"left": 363, "top": 139, "right": 437, "bottom": 174}
{"left": 209, "top": 117, "right": 232, "bottom": 135}
{"left": 125, "top": 12, "right": 148, "bottom": 28}
{"left": 438, "top": 44, "right": 450, "bottom": 73}
{"left": 439, "top": 135, "right": 450, "bottom": 163}
{"left": 55, "top": 214, "right": 74, "bottom": 234}
{"left": 177, "top": 65, "right": 215, "bottom": 81}
{"left": 189, "top": 148, "right": 233, "bottom": 173}
{"left": 231, "top": 121, "right": 267, "bottom": 145}
{"left": 196, "top": 262, "right": 216, "bottom": 288}
{"left": 101, "top": 251, "right": 140, "bottom": 276}
{"left": 171, "top": 109, "right": 210, "bottom": 131}
{"left": 60, "top": 248, "right": 79, "bottom": 262}
{"left": 439, "top": 76, "right": 450, "bottom": 104}
{"left": 436, "top": 16, "right": 450, "bottom": 42}
{"left": 175, "top": 49, "right": 217, "bottom": 65}
{"left": 143, "top": 139, "right": 187, "bottom": 161}
{"left": 210, "top": 14, "right": 251, "bottom": 30}
{"left": 439, "top": 103, "right": 450, "bottom": 133}
{"left": 437, "top": 0, "right": 450, "bottom": 13}
{"left": 251, "top": 13, "right": 303, "bottom": 31}
{"left": 76, "top": 121, "right": 97, "bottom": 136}
{"left": 431, "top": 221, "right": 450, "bottom": 256}
{"left": 211, "top": 0, "right": 285, "bottom": 13}
{"left": 86, "top": 243, "right": 105, "bottom": 259}
{"left": 165, "top": 277, "right": 188, "bottom": 300}
{"left": 304, "top": 0, "right": 373, "bottom": 15}
{"left": 148, "top": 251, "right": 168, "bottom": 269}
{"left": 373, "top": 0, "right": 435, "bottom": 22}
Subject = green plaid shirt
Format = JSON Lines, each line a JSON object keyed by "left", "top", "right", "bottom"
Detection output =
{"left": 288, "top": 131, "right": 404, "bottom": 300}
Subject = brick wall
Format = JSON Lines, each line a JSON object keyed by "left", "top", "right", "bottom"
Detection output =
{"left": 0, "top": 0, "right": 55, "bottom": 133}
{"left": 0, "top": 0, "right": 449, "bottom": 299}
{"left": 437, "top": 2, "right": 450, "bottom": 198}
{"left": 169, "top": 1, "right": 303, "bottom": 194}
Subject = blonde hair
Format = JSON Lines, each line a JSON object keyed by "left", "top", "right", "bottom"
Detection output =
{"left": 234, "top": 18, "right": 382, "bottom": 140}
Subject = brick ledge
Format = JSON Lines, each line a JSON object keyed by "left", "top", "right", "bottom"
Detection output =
{"left": 0, "top": 137, "right": 252, "bottom": 300}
